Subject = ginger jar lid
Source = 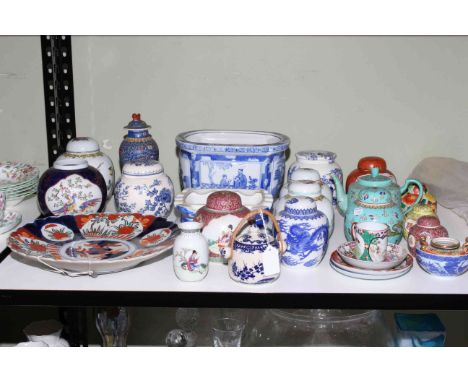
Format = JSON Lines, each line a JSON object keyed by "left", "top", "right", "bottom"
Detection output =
{"left": 296, "top": 150, "right": 337, "bottom": 163}
{"left": 122, "top": 160, "right": 163, "bottom": 176}
{"left": 205, "top": 191, "right": 244, "bottom": 212}
{"left": 288, "top": 181, "right": 321, "bottom": 196}
{"left": 66, "top": 137, "right": 99, "bottom": 153}
{"left": 53, "top": 158, "right": 88, "bottom": 170}
{"left": 283, "top": 196, "right": 318, "bottom": 216}
{"left": 124, "top": 113, "right": 151, "bottom": 130}
{"left": 357, "top": 156, "right": 388, "bottom": 171}
{"left": 356, "top": 187, "right": 394, "bottom": 208}
{"left": 416, "top": 215, "right": 442, "bottom": 229}
{"left": 289, "top": 168, "right": 321, "bottom": 182}
{"left": 357, "top": 167, "right": 393, "bottom": 188}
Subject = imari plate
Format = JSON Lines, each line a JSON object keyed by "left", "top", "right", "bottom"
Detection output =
{"left": 8, "top": 213, "right": 179, "bottom": 275}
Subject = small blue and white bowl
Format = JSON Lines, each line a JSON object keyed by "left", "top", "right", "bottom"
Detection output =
{"left": 416, "top": 237, "right": 468, "bottom": 277}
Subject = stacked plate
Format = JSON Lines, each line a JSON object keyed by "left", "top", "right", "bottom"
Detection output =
{"left": 0, "top": 161, "right": 40, "bottom": 203}
{"left": 330, "top": 241, "right": 412, "bottom": 280}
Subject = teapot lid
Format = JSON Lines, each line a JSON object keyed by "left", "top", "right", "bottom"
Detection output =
{"left": 357, "top": 167, "right": 393, "bottom": 187}
{"left": 289, "top": 168, "right": 321, "bottom": 182}
{"left": 356, "top": 187, "right": 394, "bottom": 208}
{"left": 124, "top": 113, "right": 151, "bottom": 130}
{"left": 206, "top": 191, "right": 244, "bottom": 212}
{"left": 66, "top": 137, "right": 99, "bottom": 153}
{"left": 122, "top": 160, "right": 163, "bottom": 176}
{"left": 234, "top": 225, "right": 274, "bottom": 252}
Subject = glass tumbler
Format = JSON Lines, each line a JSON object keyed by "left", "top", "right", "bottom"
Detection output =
{"left": 212, "top": 317, "right": 245, "bottom": 347}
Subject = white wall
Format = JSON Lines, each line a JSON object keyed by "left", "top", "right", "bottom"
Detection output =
{"left": 0, "top": 36, "right": 47, "bottom": 168}
{"left": 72, "top": 36, "right": 468, "bottom": 191}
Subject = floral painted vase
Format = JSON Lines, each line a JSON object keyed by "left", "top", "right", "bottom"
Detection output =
{"left": 403, "top": 204, "right": 437, "bottom": 240}
{"left": 407, "top": 216, "right": 448, "bottom": 256}
{"left": 226, "top": 209, "right": 285, "bottom": 284}
{"left": 57, "top": 137, "right": 115, "bottom": 199}
{"left": 345, "top": 156, "right": 396, "bottom": 192}
{"left": 287, "top": 151, "right": 343, "bottom": 206}
{"left": 173, "top": 222, "right": 209, "bottom": 282}
{"left": 276, "top": 196, "right": 329, "bottom": 269}
{"left": 274, "top": 181, "right": 334, "bottom": 237}
{"left": 194, "top": 191, "right": 250, "bottom": 262}
{"left": 37, "top": 158, "right": 107, "bottom": 216}
{"left": 119, "top": 113, "right": 159, "bottom": 170}
{"left": 114, "top": 160, "right": 174, "bottom": 218}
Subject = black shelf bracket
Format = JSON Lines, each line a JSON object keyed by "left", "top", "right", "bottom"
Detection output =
{"left": 41, "top": 35, "right": 77, "bottom": 167}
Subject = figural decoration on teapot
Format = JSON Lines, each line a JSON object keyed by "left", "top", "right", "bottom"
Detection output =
{"left": 332, "top": 167, "right": 423, "bottom": 244}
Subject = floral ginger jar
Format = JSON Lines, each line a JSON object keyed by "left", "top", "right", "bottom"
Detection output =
{"left": 277, "top": 196, "right": 329, "bottom": 268}
{"left": 57, "top": 137, "right": 115, "bottom": 199}
{"left": 173, "top": 222, "right": 209, "bottom": 282}
{"left": 114, "top": 160, "right": 174, "bottom": 218}
{"left": 175, "top": 130, "right": 289, "bottom": 197}
{"left": 37, "top": 158, "right": 107, "bottom": 216}
{"left": 407, "top": 216, "right": 448, "bottom": 256}
{"left": 119, "top": 113, "right": 159, "bottom": 170}
{"left": 288, "top": 151, "right": 343, "bottom": 206}
{"left": 194, "top": 191, "right": 250, "bottom": 262}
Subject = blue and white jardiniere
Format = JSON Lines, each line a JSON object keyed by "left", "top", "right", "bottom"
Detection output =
{"left": 277, "top": 196, "right": 329, "bottom": 268}
{"left": 175, "top": 130, "right": 290, "bottom": 198}
{"left": 288, "top": 151, "right": 343, "bottom": 206}
{"left": 114, "top": 160, "right": 174, "bottom": 218}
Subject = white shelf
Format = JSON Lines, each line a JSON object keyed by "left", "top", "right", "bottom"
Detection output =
{"left": 1, "top": 196, "right": 468, "bottom": 307}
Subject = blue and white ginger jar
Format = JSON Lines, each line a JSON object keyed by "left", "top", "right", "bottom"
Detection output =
{"left": 229, "top": 225, "right": 281, "bottom": 284}
{"left": 175, "top": 130, "right": 289, "bottom": 197}
{"left": 114, "top": 160, "right": 174, "bottom": 218}
{"left": 277, "top": 196, "right": 329, "bottom": 268}
{"left": 119, "top": 113, "right": 159, "bottom": 170}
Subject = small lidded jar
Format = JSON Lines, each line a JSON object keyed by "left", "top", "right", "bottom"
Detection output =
{"left": 407, "top": 215, "right": 448, "bottom": 256}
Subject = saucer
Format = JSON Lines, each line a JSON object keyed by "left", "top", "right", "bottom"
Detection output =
{"left": 330, "top": 251, "right": 413, "bottom": 280}
{"left": 336, "top": 241, "right": 408, "bottom": 270}
{"left": 0, "top": 210, "right": 22, "bottom": 235}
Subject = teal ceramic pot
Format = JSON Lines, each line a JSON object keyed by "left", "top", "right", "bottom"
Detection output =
{"left": 333, "top": 168, "right": 422, "bottom": 244}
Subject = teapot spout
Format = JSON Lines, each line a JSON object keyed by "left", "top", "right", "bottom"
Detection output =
{"left": 332, "top": 174, "right": 347, "bottom": 215}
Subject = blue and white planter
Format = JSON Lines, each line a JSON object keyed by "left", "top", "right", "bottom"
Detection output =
{"left": 288, "top": 150, "right": 343, "bottom": 206}
{"left": 114, "top": 160, "right": 174, "bottom": 218}
{"left": 277, "top": 196, "right": 329, "bottom": 269}
{"left": 175, "top": 130, "right": 290, "bottom": 198}
{"left": 416, "top": 239, "right": 468, "bottom": 277}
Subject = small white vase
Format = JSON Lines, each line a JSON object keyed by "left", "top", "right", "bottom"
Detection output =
{"left": 288, "top": 151, "right": 343, "bottom": 206}
{"left": 58, "top": 137, "right": 115, "bottom": 200}
{"left": 274, "top": 181, "right": 334, "bottom": 236}
{"left": 173, "top": 222, "right": 209, "bottom": 282}
{"left": 114, "top": 160, "right": 174, "bottom": 218}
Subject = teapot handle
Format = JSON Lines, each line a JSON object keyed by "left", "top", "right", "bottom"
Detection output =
{"left": 400, "top": 178, "right": 424, "bottom": 214}
{"left": 226, "top": 209, "right": 286, "bottom": 260}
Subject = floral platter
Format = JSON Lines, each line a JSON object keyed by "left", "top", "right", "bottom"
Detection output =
{"left": 0, "top": 161, "right": 39, "bottom": 187}
{"left": 8, "top": 213, "right": 179, "bottom": 275}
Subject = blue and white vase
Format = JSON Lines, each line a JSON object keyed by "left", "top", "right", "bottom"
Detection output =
{"left": 175, "top": 130, "right": 289, "bottom": 197}
{"left": 288, "top": 151, "right": 343, "bottom": 206}
{"left": 119, "top": 113, "right": 159, "bottom": 170}
{"left": 37, "top": 158, "right": 107, "bottom": 216}
{"left": 228, "top": 225, "right": 281, "bottom": 284}
{"left": 114, "top": 160, "right": 174, "bottom": 218}
{"left": 277, "top": 196, "right": 329, "bottom": 268}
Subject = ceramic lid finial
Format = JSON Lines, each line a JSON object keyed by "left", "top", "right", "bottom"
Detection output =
{"left": 132, "top": 113, "right": 141, "bottom": 121}
{"left": 371, "top": 167, "right": 379, "bottom": 177}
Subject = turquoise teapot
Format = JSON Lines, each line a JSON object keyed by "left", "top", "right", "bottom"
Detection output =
{"left": 332, "top": 168, "right": 423, "bottom": 244}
